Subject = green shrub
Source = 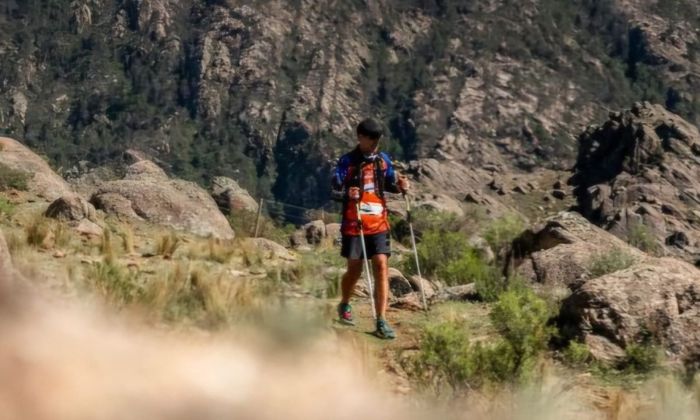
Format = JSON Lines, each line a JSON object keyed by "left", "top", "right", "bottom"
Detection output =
{"left": 0, "top": 163, "right": 29, "bottom": 191}
{"left": 490, "top": 286, "right": 556, "bottom": 375}
{"left": 588, "top": 247, "right": 635, "bottom": 278}
{"left": 391, "top": 208, "right": 465, "bottom": 245}
{"left": 414, "top": 319, "right": 474, "bottom": 390}
{"left": 622, "top": 343, "right": 660, "bottom": 374}
{"left": 563, "top": 340, "right": 591, "bottom": 367}
{"left": 483, "top": 215, "right": 525, "bottom": 257}
{"left": 628, "top": 224, "right": 661, "bottom": 255}
{"left": 403, "top": 230, "right": 471, "bottom": 278}
{"left": 0, "top": 197, "right": 15, "bottom": 216}
{"left": 413, "top": 286, "right": 555, "bottom": 391}
{"left": 441, "top": 249, "right": 501, "bottom": 288}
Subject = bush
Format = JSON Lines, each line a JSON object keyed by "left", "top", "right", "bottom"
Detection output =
{"left": 628, "top": 224, "right": 661, "bottom": 255}
{"left": 0, "top": 197, "right": 16, "bottom": 217}
{"left": 403, "top": 230, "right": 471, "bottom": 278}
{"left": 404, "top": 230, "right": 500, "bottom": 287}
{"left": 483, "top": 215, "right": 525, "bottom": 257}
{"left": 588, "top": 247, "right": 635, "bottom": 278}
{"left": 413, "top": 286, "right": 556, "bottom": 391}
{"left": 0, "top": 163, "right": 29, "bottom": 191}
{"left": 563, "top": 340, "right": 591, "bottom": 367}
{"left": 390, "top": 208, "right": 465, "bottom": 245}
{"left": 490, "top": 286, "right": 557, "bottom": 375}
{"left": 414, "top": 319, "right": 474, "bottom": 390}
{"left": 622, "top": 343, "right": 660, "bottom": 374}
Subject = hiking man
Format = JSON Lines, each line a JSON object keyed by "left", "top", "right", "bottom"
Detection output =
{"left": 331, "top": 118, "right": 409, "bottom": 339}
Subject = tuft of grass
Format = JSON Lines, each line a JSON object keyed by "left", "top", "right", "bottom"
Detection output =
{"left": 100, "top": 228, "right": 116, "bottom": 263}
{"left": 142, "top": 263, "right": 269, "bottom": 327}
{"left": 156, "top": 231, "right": 180, "bottom": 259}
{"left": 25, "top": 214, "right": 53, "bottom": 249}
{"left": 87, "top": 261, "right": 144, "bottom": 306}
{"left": 588, "top": 247, "right": 635, "bottom": 278}
{"left": 53, "top": 222, "right": 72, "bottom": 249}
{"left": 119, "top": 224, "right": 135, "bottom": 254}
{"left": 205, "top": 237, "right": 236, "bottom": 264}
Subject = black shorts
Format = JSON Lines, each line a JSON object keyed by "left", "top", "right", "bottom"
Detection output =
{"left": 341, "top": 232, "right": 391, "bottom": 259}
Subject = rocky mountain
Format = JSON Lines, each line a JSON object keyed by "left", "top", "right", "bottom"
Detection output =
{"left": 571, "top": 102, "right": 700, "bottom": 264}
{"left": 1, "top": 0, "right": 699, "bottom": 210}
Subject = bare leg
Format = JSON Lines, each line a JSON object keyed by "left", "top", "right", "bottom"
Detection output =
{"left": 371, "top": 254, "right": 389, "bottom": 319}
{"left": 340, "top": 259, "right": 363, "bottom": 304}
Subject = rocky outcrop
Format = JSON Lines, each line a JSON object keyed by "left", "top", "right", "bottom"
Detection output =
{"left": 0, "top": 137, "right": 72, "bottom": 201}
{"left": 45, "top": 194, "right": 97, "bottom": 222}
{"left": 45, "top": 194, "right": 103, "bottom": 237}
{"left": 90, "top": 161, "right": 234, "bottom": 239}
{"left": 571, "top": 103, "right": 700, "bottom": 263}
{"left": 560, "top": 258, "right": 700, "bottom": 367}
{"left": 509, "top": 211, "right": 646, "bottom": 289}
{"left": 513, "top": 210, "right": 700, "bottom": 367}
{"left": 211, "top": 177, "right": 258, "bottom": 214}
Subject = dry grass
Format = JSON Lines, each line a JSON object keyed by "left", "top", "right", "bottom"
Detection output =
{"left": 100, "top": 228, "right": 116, "bottom": 263}
{"left": 185, "top": 236, "right": 237, "bottom": 264}
{"left": 25, "top": 214, "right": 53, "bottom": 249}
{"left": 156, "top": 231, "right": 180, "bottom": 259}
{"left": 119, "top": 224, "right": 135, "bottom": 255}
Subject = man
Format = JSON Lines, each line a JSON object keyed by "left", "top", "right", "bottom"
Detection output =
{"left": 331, "top": 118, "right": 409, "bottom": 339}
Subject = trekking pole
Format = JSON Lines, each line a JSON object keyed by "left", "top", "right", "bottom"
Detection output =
{"left": 356, "top": 202, "right": 377, "bottom": 320}
{"left": 403, "top": 192, "right": 428, "bottom": 311}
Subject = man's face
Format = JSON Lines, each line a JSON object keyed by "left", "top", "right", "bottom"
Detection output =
{"left": 358, "top": 134, "right": 380, "bottom": 154}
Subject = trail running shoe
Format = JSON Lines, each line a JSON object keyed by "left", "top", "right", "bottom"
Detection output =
{"left": 374, "top": 318, "right": 396, "bottom": 340}
{"left": 337, "top": 303, "right": 355, "bottom": 326}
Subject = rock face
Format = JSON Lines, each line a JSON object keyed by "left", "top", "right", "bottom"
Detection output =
{"left": 90, "top": 161, "right": 234, "bottom": 239}
{"left": 0, "top": 137, "right": 72, "bottom": 201}
{"left": 571, "top": 103, "right": 700, "bottom": 263}
{"left": 560, "top": 259, "right": 700, "bottom": 367}
{"left": 5, "top": 1, "right": 699, "bottom": 213}
{"left": 211, "top": 177, "right": 258, "bottom": 214}
{"left": 509, "top": 212, "right": 646, "bottom": 288}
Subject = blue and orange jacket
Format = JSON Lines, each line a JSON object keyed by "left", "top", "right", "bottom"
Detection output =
{"left": 331, "top": 147, "right": 401, "bottom": 236}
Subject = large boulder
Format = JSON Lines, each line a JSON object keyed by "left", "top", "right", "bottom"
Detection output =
{"left": 0, "top": 137, "right": 72, "bottom": 201}
{"left": 304, "top": 220, "right": 326, "bottom": 245}
{"left": 560, "top": 258, "right": 700, "bottom": 367}
{"left": 45, "top": 194, "right": 97, "bottom": 222}
{"left": 509, "top": 211, "right": 646, "bottom": 289}
{"left": 90, "top": 161, "right": 234, "bottom": 239}
{"left": 571, "top": 102, "right": 700, "bottom": 263}
{"left": 211, "top": 177, "right": 258, "bottom": 214}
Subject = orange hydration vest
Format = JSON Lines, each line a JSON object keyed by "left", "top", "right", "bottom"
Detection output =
{"left": 331, "top": 148, "right": 401, "bottom": 236}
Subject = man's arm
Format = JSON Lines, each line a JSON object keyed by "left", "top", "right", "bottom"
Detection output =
{"left": 381, "top": 153, "right": 402, "bottom": 194}
{"left": 331, "top": 156, "right": 349, "bottom": 201}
